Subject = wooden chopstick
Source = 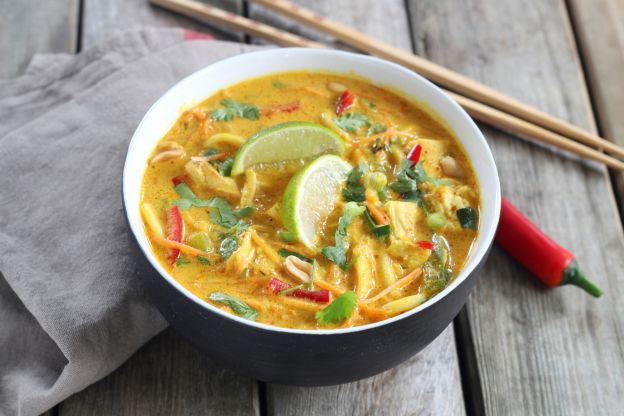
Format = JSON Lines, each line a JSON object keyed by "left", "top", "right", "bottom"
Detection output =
{"left": 149, "top": 0, "right": 624, "bottom": 171}
{"left": 150, "top": 0, "right": 325, "bottom": 49}
{"left": 247, "top": 0, "right": 624, "bottom": 159}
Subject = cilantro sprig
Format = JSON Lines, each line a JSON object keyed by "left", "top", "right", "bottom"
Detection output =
{"left": 210, "top": 98, "right": 260, "bottom": 122}
{"left": 315, "top": 291, "right": 357, "bottom": 324}
{"left": 333, "top": 112, "right": 369, "bottom": 133}
{"left": 389, "top": 159, "right": 451, "bottom": 205}
{"left": 321, "top": 202, "right": 365, "bottom": 270}
{"left": 209, "top": 292, "right": 258, "bottom": 321}
{"left": 342, "top": 163, "right": 368, "bottom": 202}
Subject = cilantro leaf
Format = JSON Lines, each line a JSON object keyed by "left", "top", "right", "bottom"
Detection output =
{"left": 209, "top": 292, "right": 258, "bottom": 320}
{"left": 342, "top": 164, "right": 368, "bottom": 202}
{"left": 367, "top": 122, "right": 387, "bottom": 136}
{"left": 175, "top": 257, "right": 191, "bottom": 266}
{"left": 334, "top": 112, "right": 369, "bottom": 133}
{"left": 389, "top": 159, "right": 451, "bottom": 204}
{"left": 321, "top": 202, "right": 365, "bottom": 270}
{"left": 278, "top": 248, "right": 311, "bottom": 262}
{"left": 315, "top": 291, "right": 357, "bottom": 324}
{"left": 197, "top": 256, "right": 211, "bottom": 265}
{"left": 216, "top": 157, "right": 234, "bottom": 176}
{"left": 210, "top": 99, "right": 260, "bottom": 122}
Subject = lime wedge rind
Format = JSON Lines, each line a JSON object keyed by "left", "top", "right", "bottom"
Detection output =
{"left": 282, "top": 155, "right": 352, "bottom": 248}
{"left": 230, "top": 122, "right": 345, "bottom": 176}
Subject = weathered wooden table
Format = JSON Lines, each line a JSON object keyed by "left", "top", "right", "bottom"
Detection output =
{"left": 3, "top": 0, "right": 623, "bottom": 414}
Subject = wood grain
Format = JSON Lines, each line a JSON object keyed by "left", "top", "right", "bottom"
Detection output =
{"left": 0, "top": 0, "right": 79, "bottom": 78}
{"left": 81, "top": 0, "right": 243, "bottom": 49}
{"left": 406, "top": 0, "right": 624, "bottom": 414}
{"left": 568, "top": 0, "right": 624, "bottom": 208}
{"left": 59, "top": 329, "right": 259, "bottom": 415}
{"left": 249, "top": 1, "right": 466, "bottom": 414}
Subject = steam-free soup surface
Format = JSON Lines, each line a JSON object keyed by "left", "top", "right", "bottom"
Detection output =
{"left": 141, "top": 71, "right": 479, "bottom": 329}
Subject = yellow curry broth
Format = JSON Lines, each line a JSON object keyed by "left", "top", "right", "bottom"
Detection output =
{"left": 140, "top": 71, "right": 480, "bottom": 330}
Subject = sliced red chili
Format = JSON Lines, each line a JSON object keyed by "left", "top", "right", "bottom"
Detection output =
{"left": 417, "top": 240, "right": 434, "bottom": 250}
{"left": 166, "top": 206, "right": 183, "bottom": 264}
{"left": 335, "top": 90, "right": 355, "bottom": 115}
{"left": 172, "top": 175, "right": 187, "bottom": 186}
{"left": 406, "top": 143, "right": 423, "bottom": 166}
{"left": 267, "top": 278, "right": 330, "bottom": 303}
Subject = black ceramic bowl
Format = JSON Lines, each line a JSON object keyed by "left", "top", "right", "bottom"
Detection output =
{"left": 122, "top": 48, "right": 501, "bottom": 385}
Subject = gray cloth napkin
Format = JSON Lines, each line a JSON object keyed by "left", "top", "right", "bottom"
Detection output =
{"left": 0, "top": 28, "right": 261, "bottom": 416}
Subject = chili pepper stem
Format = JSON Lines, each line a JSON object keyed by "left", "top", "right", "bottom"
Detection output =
{"left": 561, "top": 260, "right": 603, "bottom": 298}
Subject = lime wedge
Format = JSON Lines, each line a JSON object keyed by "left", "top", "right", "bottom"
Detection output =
{"left": 230, "top": 122, "right": 345, "bottom": 176}
{"left": 282, "top": 155, "right": 352, "bottom": 249}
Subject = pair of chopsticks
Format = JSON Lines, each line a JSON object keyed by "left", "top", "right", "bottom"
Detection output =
{"left": 150, "top": 0, "right": 624, "bottom": 171}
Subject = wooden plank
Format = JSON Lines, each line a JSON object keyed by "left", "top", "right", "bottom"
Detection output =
{"left": 81, "top": 0, "right": 243, "bottom": 49}
{"left": 406, "top": 0, "right": 624, "bottom": 414}
{"left": 0, "top": 0, "right": 79, "bottom": 78}
{"left": 59, "top": 329, "right": 259, "bottom": 415}
{"left": 567, "top": 0, "right": 624, "bottom": 208}
{"left": 249, "top": 1, "right": 466, "bottom": 414}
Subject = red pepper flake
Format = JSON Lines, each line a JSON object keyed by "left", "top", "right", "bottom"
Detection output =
{"left": 335, "top": 90, "right": 355, "bottom": 115}
{"left": 417, "top": 240, "right": 434, "bottom": 250}
{"left": 166, "top": 206, "right": 183, "bottom": 264}
{"left": 172, "top": 175, "right": 187, "bottom": 186}
{"left": 267, "top": 278, "right": 330, "bottom": 303}
{"left": 407, "top": 144, "right": 423, "bottom": 166}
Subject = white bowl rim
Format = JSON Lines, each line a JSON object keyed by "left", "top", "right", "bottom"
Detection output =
{"left": 122, "top": 47, "right": 501, "bottom": 335}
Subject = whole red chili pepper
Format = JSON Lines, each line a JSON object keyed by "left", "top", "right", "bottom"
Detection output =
{"left": 406, "top": 143, "right": 422, "bottom": 166}
{"left": 166, "top": 206, "right": 183, "bottom": 264}
{"left": 267, "top": 278, "right": 330, "bottom": 303}
{"left": 335, "top": 90, "right": 355, "bottom": 115}
{"left": 495, "top": 197, "right": 603, "bottom": 297}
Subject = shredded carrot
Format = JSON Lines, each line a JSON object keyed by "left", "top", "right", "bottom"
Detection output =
{"left": 314, "top": 279, "right": 345, "bottom": 297}
{"left": 358, "top": 305, "right": 388, "bottom": 321}
{"left": 366, "top": 202, "right": 389, "bottom": 225}
{"left": 262, "top": 100, "right": 302, "bottom": 116}
{"left": 359, "top": 268, "right": 423, "bottom": 305}
{"left": 249, "top": 229, "right": 281, "bottom": 264}
{"left": 150, "top": 233, "right": 208, "bottom": 258}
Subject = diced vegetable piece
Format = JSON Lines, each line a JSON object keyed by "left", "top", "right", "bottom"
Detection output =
{"left": 140, "top": 203, "right": 164, "bottom": 237}
{"left": 209, "top": 292, "right": 258, "bottom": 320}
{"left": 457, "top": 207, "right": 477, "bottom": 229}
{"left": 382, "top": 294, "right": 426, "bottom": 314}
{"left": 166, "top": 206, "right": 183, "bottom": 264}
{"left": 315, "top": 290, "right": 357, "bottom": 324}
{"left": 187, "top": 232, "right": 213, "bottom": 252}
{"left": 426, "top": 212, "right": 446, "bottom": 230}
{"left": 365, "top": 171, "right": 387, "bottom": 191}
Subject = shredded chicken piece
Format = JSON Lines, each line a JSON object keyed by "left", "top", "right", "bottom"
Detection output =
{"left": 284, "top": 255, "right": 313, "bottom": 282}
{"left": 184, "top": 159, "right": 239, "bottom": 198}
{"left": 240, "top": 170, "right": 257, "bottom": 207}
{"left": 149, "top": 141, "right": 185, "bottom": 164}
{"left": 225, "top": 232, "right": 254, "bottom": 275}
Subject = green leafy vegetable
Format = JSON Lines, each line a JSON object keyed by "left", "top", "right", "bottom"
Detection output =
{"left": 333, "top": 112, "right": 369, "bottom": 133}
{"left": 370, "top": 138, "right": 390, "bottom": 154}
{"left": 271, "top": 80, "right": 287, "bottom": 88}
{"left": 203, "top": 147, "right": 219, "bottom": 157}
{"left": 209, "top": 292, "right": 258, "bottom": 320}
{"left": 367, "top": 122, "right": 387, "bottom": 137}
{"left": 278, "top": 248, "right": 311, "bottom": 262}
{"left": 315, "top": 291, "right": 357, "bottom": 324}
{"left": 457, "top": 207, "right": 477, "bottom": 229}
{"left": 321, "top": 202, "right": 365, "bottom": 270}
{"left": 389, "top": 159, "right": 451, "bottom": 208}
{"left": 219, "top": 236, "right": 239, "bottom": 260}
{"left": 210, "top": 98, "right": 260, "bottom": 122}
{"left": 422, "top": 234, "right": 452, "bottom": 296}
{"left": 363, "top": 209, "right": 392, "bottom": 238}
{"left": 216, "top": 157, "right": 234, "bottom": 176}
{"left": 342, "top": 163, "right": 368, "bottom": 202}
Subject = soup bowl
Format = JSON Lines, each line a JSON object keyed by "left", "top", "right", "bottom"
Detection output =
{"left": 122, "top": 48, "right": 501, "bottom": 385}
